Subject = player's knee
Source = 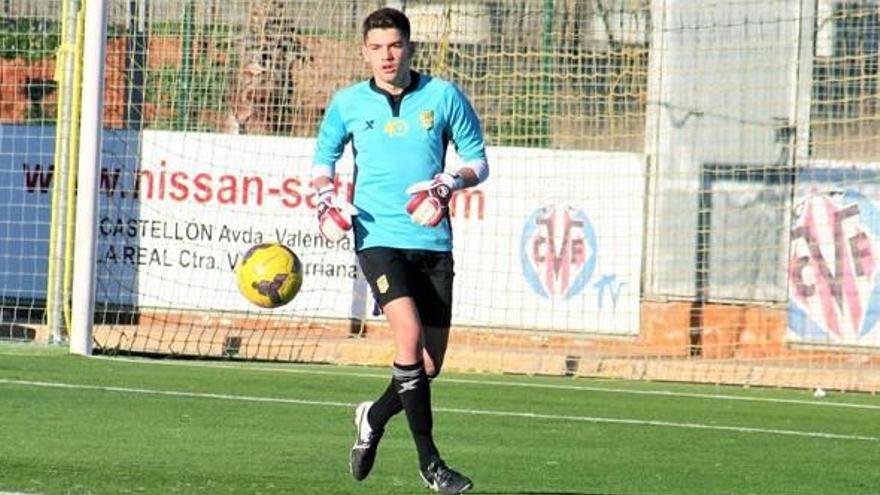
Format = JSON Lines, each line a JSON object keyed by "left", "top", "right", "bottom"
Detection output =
{"left": 424, "top": 363, "right": 441, "bottom": 379}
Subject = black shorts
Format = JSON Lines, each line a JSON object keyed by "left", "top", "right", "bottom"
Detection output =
{"left": 357, "top": 247, "right": 454, "bottom": 328}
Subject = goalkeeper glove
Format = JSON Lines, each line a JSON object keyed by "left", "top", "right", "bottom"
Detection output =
{"left": 316, "top": 185, "right": 357, "bottom": 242}
{"left": 405, "top": 172, "right": 464, "bottom": 227}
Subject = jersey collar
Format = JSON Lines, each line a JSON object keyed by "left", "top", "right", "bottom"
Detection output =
{"left": 369, "top": 71, "right": 421, "bottom": 117}
{"left": 369, "top": 71, "right": 421, "bottom": 98}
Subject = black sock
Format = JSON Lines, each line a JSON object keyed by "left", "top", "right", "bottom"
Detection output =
{"left": 393, "top": 361, "right": 439, "bottom": 470}
{"left": 367, "top": 378, "right": 403, "bottom": 430}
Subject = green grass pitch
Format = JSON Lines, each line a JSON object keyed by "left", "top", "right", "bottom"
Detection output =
{"left": 1, "top": 342, "right": 878, "bottom": 494}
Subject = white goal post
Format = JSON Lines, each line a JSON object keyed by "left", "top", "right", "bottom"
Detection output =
{"left": 70, "top": 0, "right": 108, "bottom": 356}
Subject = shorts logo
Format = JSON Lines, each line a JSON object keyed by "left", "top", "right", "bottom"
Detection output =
{"left": 376, "top": 274, "right": 390, "bottom": 294}
{"left": 384, "top": 119, "right": 409, "bottom": 137}
{"left": 520, "top": 205, "right": 596, "bottom": 299}
{"left": 420, "top": 110, "right": 434, "bottom": 130}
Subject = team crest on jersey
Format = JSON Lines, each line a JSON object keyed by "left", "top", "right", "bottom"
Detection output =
{"left": 384, "top": 119, "right": 409, "bottom": 137}
{"left": 420, "top": 110, "right": 434, "bottom": 130}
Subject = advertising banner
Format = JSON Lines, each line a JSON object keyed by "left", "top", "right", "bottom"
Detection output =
{"left": 789, "top": 162, "right": 880, "bottom": 347}
{"left": 3, "top": 126, "right": 645, "bottom": 334}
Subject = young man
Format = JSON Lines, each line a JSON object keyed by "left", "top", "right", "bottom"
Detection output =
{"left": 311, "top": 7, "right": 488, "bottom": 495}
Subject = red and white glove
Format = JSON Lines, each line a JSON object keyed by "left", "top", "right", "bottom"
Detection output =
{"left": 405, "top": 173, "right": 462, "bottom": 227}
{"left": 316, "top": 185, "right": 357, "bottom": 242}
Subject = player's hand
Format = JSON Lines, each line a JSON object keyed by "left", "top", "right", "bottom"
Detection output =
{"left": 405, "top": 173, "right": 459, "bottom": 227}
{"left": 316, "top": 185, "right": 357, "bottom": 242}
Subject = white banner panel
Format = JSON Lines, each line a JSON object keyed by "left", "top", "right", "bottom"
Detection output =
{"left": 450, "top": 147, "right": 645, "bottom": 334}
{"left": 102, "top": 132, "right": 646, "bottom": 334}
{"left": 100, "top": 130, "right": 360, "bottom": 317}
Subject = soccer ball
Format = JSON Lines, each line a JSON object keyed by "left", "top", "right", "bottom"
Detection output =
{"left": 235, "top": 243, "right": 303, "bottom": 308}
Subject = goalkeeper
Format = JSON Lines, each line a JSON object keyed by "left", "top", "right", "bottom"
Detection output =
{"left": 311, "top": 7, "right": 488, "bottom": 495}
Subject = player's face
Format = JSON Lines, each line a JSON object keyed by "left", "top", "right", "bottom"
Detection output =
{"left": 362, "top": 28, "right": 412, "bottom": 90}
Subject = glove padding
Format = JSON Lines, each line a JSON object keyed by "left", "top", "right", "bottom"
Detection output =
{"left": 316, "top": 187, "right": 357, "bottom": 242}
{"left": 405, "top": 173, "right": 458, "bottom": 227}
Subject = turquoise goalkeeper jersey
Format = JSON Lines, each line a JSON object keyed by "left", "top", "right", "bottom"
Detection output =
{"left": 312, "top": 72, "right": 486, "bottom": 252}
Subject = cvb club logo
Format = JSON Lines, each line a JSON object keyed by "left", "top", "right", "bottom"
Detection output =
{"left": 788, "top": 190, "right": 880, "bottom": 343}
{"left": 520, "top": 205, "right": 596, "bottom": 299}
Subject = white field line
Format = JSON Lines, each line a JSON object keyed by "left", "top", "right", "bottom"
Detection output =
{"left": 104, "top": 356, "right": 880, "bottom": 411}
{"left": 1, "top": 378, "right": 877, "bottom": 443}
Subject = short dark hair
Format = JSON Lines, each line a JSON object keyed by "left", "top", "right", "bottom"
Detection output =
{"left": 362, "top": 7, "right": 411, "bottom": 42}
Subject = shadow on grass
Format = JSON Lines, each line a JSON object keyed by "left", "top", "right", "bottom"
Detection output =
{"left": 475, "top": 491, "right": 631, "bottom": 495}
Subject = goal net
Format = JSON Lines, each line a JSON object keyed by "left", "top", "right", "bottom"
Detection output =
{"left": 85, "top": 0, "right": 648, "bottom": 363}
{"left": 2, "top": 0, "right": 879, "bottom": 392}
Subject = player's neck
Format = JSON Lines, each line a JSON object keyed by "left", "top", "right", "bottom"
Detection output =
{"left": 375, "top": 70, "right": 412, "bottom": 95}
